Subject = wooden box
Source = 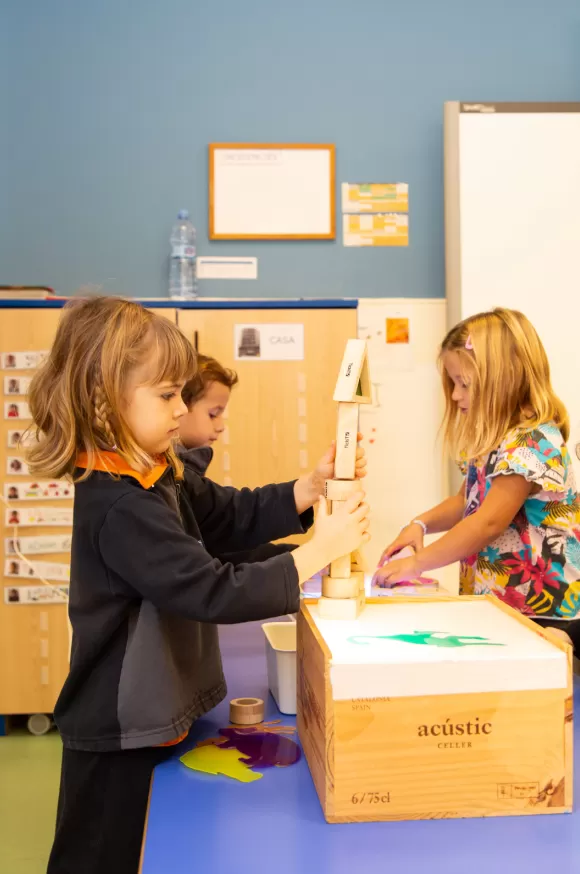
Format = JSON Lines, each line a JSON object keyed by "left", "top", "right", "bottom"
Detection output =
{"left": 297, "top": 595, "right": 573, "bottom": 823}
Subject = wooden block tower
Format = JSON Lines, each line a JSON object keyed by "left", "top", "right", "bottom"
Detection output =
{"left": 318, "top": 339, "right": 372, "bottom": 620}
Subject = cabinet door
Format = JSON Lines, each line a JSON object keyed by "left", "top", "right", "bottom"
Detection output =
{"left": 177, "top": 308, "right": 357, "bottom": 489}
{"left": 0, "top": 309, "right": 72, "bottom": 714}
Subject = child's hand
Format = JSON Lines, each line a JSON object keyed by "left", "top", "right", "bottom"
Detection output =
{"left": 313, "top": 433, "right": 367, "bottom": 487}
{"left": 373, "top": 554, "right": 420, "bottom": 587}
{"left": 313, "top": 492, "right": 370, "bottom": 564}
{"left": 294, "top": 434, "right": 367, "bottom": 514}
{"left": 378, "top": 522, "right": 425, "bottom": 567}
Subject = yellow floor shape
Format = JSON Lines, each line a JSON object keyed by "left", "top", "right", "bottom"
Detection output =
{"left": 180, "top": 740, "right": 262, "bottom": 783}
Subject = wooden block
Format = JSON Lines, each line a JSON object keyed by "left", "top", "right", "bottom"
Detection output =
{"left": 317, "top": 590, "right": 365, "bottom": 620}
{"left": 322, "top": 573, "right": 363, "bottom": 599}
{"left": 334, "top": 403, "right": 359, "bottom": 479}
{"left": 297, "top": 595, "right": 573, "bottom": 823}
{"left": 351, "top": 550, "right": 367, "bottom": 572}
{"left": 333, "top": 339, "right": 372, "bottom": 404}
{"left": 330, "top": 553, "right": 352, "bottom": 579}
{"left": 325, "top": 478, "right": 362, "bottom": 501}
{"left": 329, "top": 499, "right": 358, "bottom": 577}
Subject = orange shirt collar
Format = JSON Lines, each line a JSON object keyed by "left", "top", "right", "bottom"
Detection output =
{"left": 76, "top": 450, "right": 168, "bottom": 490}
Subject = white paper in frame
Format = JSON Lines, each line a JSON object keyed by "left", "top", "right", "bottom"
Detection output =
{"left": 209, "top": 144, "right": 336, "bottom": 240}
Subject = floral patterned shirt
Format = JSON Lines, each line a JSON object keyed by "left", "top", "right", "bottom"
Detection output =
{"left": 459, "top": 422, "right": 580, "bottom": 619}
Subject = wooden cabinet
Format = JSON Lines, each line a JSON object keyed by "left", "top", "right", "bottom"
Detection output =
{"left": 0, "top": 310, "right": 72, "bottom": 714}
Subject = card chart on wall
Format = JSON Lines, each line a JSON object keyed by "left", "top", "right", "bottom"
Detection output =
{"left": 209, "top": 143, "right": 336, "bottom": 240}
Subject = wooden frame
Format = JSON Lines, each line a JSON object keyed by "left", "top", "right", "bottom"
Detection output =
{"left": 208, "top": 143, "right": 336, "bottom": 240}
{"left": 298, "top": 595, "right": 573, "bottom": 822}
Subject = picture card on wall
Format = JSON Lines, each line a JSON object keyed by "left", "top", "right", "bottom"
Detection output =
{"left": 7, "top": 429, "right": 35, "bottom": 449}
{"left": 3, "top": 376, "right": 31, "bottom": 396}
{"left": 1, "top": 351, "right": 48, "bottom": 370}
{"left": 4, "top": 481, "right": 74, "bottom": 501}
{"left": 5, "top": 534, "right": 72, "bottom": 556}
{"left": 6, "top": 457, "right": 30, "bottom": 476}
{"left": 4, "top": 506, "right": 74, "bottom": 527}
{"left": 4, "top": 584, "right": 69, "bottom": 605}
{"left": 4, "top": 558, "right": 70, "bottom": 582}
{"left": 4, "top": 401, "right": 31, "bottom": 420}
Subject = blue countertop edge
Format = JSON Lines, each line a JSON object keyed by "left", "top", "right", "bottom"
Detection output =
{"left": 0, "top": 299, "right": 358, "bottom": 310}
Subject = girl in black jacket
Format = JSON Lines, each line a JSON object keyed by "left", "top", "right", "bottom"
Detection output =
{"left": 28, "top": 297, "right": 369, "bottom": 874}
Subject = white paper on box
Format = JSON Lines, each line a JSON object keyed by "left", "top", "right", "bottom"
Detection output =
{"left": 309, "top": 601, "right": 568, "bottom": 699}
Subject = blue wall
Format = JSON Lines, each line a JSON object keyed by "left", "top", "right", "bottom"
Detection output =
{"left": 1, "top": 0, "right": 579, "bottom": 299}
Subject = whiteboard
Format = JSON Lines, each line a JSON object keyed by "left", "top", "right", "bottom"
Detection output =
{"left": 444, "top": 102, "right": 580, "bottom": 484}
{"left": 209, "top": 144, "right": 335, "bottom": 240}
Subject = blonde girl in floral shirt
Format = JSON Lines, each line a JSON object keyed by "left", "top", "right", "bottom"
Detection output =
{"left": 375, "top": 308, "right": 580, "bottom": 653}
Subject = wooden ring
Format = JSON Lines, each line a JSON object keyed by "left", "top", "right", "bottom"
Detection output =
{"left": 229, "top": 697, "right": 265, "bottom": 725}
{"left": 322, "top": 573, "right": 363, "bottom": 599}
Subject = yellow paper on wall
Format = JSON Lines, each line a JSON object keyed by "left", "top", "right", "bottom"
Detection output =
{"left": 343, "top": 213, "right": 408, "bottom": 247}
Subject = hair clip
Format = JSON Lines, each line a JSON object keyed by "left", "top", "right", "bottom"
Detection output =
{"left": 465, "top": 335, "right": 473, "bottom": 351}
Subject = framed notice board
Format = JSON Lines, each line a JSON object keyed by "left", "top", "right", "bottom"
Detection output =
{"left": 209, "top": 143, "right": 336, "bottom": 240}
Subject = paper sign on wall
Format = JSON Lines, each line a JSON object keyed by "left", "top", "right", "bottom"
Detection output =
{"left": 7, "top": 430, "right": 35, "bottom": 449}
{"left": 197, "top": 257, "right": 258, "bottom": 280}
{"left": 4, "top": 481, "right": 74, "bottom": 502}
{"left": 4, "top": 401, "right": 31, "bottom": 420}
{"left": 4, "top": 584, "right": 69, "bottom": 605}
{"left": 386, "top": 318, "right": 410, "bottom": 344}
{"left": 234, "top": 324, "right": 304, "bottom": 361}
{"left": 6, "top": 457, "right": 30, "bottom": 476}
{"left": 5, "top": 506, "right": 74, "bottom": 527}
{"left": 3, "top": 376, "right": 31, "bottom": 396}
{"left": 1, "top": 351, "right": 48, "bottom": 370}
{"left": 5, "top": 534, "right": 72, "bottom": 556}
{"left": 4, "top": 558, "right": 70, "bottom": 582}
{"left": 343, "top": 213, "right": 408, "bottom": 247}
{"left": 342, "top": 183, "right": 408, "bottom": 214}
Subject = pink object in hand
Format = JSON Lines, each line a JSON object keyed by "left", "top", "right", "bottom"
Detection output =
{"left": 376, "top": 546, "right": 436, "bottom": 587}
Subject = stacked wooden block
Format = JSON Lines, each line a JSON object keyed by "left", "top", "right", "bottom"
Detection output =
{"left": 318, "top": 339, "right": 372, "bottom": 621}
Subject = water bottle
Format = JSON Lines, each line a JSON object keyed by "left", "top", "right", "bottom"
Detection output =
{"left": 169, "top": 209, "right": 197, "bottom": 299}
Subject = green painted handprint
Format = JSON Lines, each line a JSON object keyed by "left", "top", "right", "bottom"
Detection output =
{"left": 347, "top": 630, "right": 504, "bottom": 648}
